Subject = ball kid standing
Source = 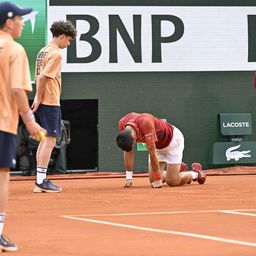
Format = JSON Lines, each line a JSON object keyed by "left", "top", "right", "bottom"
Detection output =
{"left": 31, "top": 20, "right": 77, "bottom": 192}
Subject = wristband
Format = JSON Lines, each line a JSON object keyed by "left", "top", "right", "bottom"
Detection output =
{"left": 20, "top": 109, "right": 35, "bottom": 125}
{"left": 152, "top": 171, "right": 161, "bottom": 181}
{"left": 126, "top": 171, "right": 133, "bottom": 180}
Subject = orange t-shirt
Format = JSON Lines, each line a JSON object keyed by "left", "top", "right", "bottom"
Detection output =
{"left": 35, "top": 43, "right": 62, "bottom": 106}
{"left": 0, "top": 30, "right": 32, "bottom": 135}
{"left": 118, "top": 112, "right": 174, "bottom": 149}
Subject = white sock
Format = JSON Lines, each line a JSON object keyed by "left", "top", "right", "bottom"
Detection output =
{"left": 0, "top": 213, "right": 6, "bottom": 236}
{"left": 126, "top": 171, "right": 133, "bottom": 180}
{"left": 163, "top": 170, "right": 167, "bottom": 181}
{"left": 189, "top": 171, "right": 198, "bottom": 180}
{"left": 36, "top": 167, "right": 47, "bottom": 184}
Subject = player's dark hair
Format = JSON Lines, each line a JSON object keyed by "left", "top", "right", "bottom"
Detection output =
{"left": 116, "top": 129, "right": 134, "bottom": 152}
{"left": 50, "top": 20, "right": 77, "bottom": 39}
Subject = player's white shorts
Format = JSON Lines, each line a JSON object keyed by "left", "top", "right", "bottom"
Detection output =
{"left": 149, "top": 126, "right": 184, "bottom": 164}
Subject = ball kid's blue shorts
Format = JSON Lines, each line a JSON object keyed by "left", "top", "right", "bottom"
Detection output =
{"left": 35, "top": 104, "right": 62, "bottom": 137}
{"left": 0, "top": 131, "right": 17, "bottom": 169}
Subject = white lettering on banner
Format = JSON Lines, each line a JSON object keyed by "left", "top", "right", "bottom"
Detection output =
{"left": 222, "top": 122, "right": 250, "bottom": 128}
{"left": 47, "top": 6, "right": 256, "bottom": 72}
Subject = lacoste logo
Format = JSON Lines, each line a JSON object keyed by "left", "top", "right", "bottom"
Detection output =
{"left": 23, "top": 11, "right": 39, "bottom": 33}
{"left": 225, "top": 145, "right": 251, "bottom": 161}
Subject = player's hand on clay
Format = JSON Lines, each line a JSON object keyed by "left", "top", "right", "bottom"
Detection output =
{"left": 124, "top": 179, "right": 132, "bottom": 188}
{"left": 151, "top": 179, "right": 163, "bottom": 188}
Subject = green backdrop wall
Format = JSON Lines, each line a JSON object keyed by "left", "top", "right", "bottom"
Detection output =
{"left": 61, "top": 71, "right": 256, "bottom": 171}
{"left": 25, "top": 0, "right": 256, "bottom": 171}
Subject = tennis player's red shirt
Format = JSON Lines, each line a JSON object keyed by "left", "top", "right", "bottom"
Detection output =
{"left": 118, "top": 112, "right": 174, "bottom": 149}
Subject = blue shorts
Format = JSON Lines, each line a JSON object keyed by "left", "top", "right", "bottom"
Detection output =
{"left": 35, "top": 104, "right": 62, "bottom": 137}
{"left": 0, "top": 131, "right": 17, "bottom": 169}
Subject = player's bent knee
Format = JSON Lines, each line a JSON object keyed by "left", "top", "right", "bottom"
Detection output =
{"left": 166, "top": 177, "right": 180, "bottom": 187}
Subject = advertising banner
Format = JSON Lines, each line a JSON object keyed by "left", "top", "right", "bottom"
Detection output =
{"left": 47, "top": 5, "right": 256, "bottom": 72}
{"left": 219, "top": 113, "right": 252, "bottom": 136}
{"left": 213, "top": 142, "right": 256, "bottom": 164}
{"left": 4, "top": 0, "right": 47, "bottom": 80}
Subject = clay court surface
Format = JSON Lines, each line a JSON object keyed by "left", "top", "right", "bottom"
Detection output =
{"left": 5, "top": 173, "right": 256, "bottom": 256}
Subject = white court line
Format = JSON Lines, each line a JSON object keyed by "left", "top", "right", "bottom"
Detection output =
{"left": 221, "top": 210, "right": 256, "bottom": 217}
{"left": 71, "top": 209, "right": 256, "bottom": 217}
{"left": 61, "top": 215, "right": 256, "bottom": 248}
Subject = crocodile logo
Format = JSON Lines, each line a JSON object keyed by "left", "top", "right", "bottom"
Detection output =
{"left": 225, "top": 145, "right": 251, "bottom": 161}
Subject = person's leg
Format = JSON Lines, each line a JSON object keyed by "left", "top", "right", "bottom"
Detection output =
{"left": 35, "top": 136, "right": 56, "bottom": 182}
{"left": 165, "top": 163, "right": 193, "bottom": 186}
{"left": 0, "top": 132, "right": 18, "bottom": 251}
{"left": 166, "top": 163, "right": 206, "bottom": 186}
{"left": 161, "top": 162, "right": 188, "bottom": 183}
{"left": 161, "top": 126, "right": 194, "bottom": 186}
{"left": 148, "top": 126, "right": 206, "bottom": 187}
{"left": 0, "top": 169, "right": 9, "bottom": 233}
{"left": 190, "top": 162, "right": 206, "bottom": 184}
{"left": 36, "top": 139, "right": 43, "bottom": 165}
{"left": 33, "top": 105, "right": 62, "bottom": 192}
{"left": 34, "top": 136, "right": 62, "bottom": 192}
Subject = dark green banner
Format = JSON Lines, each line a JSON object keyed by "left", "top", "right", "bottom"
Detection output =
{"left": 219, "top": 113, "right": 252, "bottom": 136}
{"left": 213, "top": 142, "right": 256, "bottom": 164}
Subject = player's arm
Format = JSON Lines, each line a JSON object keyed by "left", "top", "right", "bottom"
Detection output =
{"left": 12, "top": 88, "right": 46, "bottom": 139}
{"left": 12, "top": 88, "right": 32, "bottom": 115}
{"left": 146, "top": 142, "right": 160, "bottom": 175}
{"left": 146, "top": 142, "right": 162, "bottom": 188}
{"left": 31, "top": 74, "right": 48, "bottom": 112}
{"left": 140, "top": 116, "right": 162, "bottom": 188}
{"left": 123, "top": 149, "right": 134, "bottom": 187}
